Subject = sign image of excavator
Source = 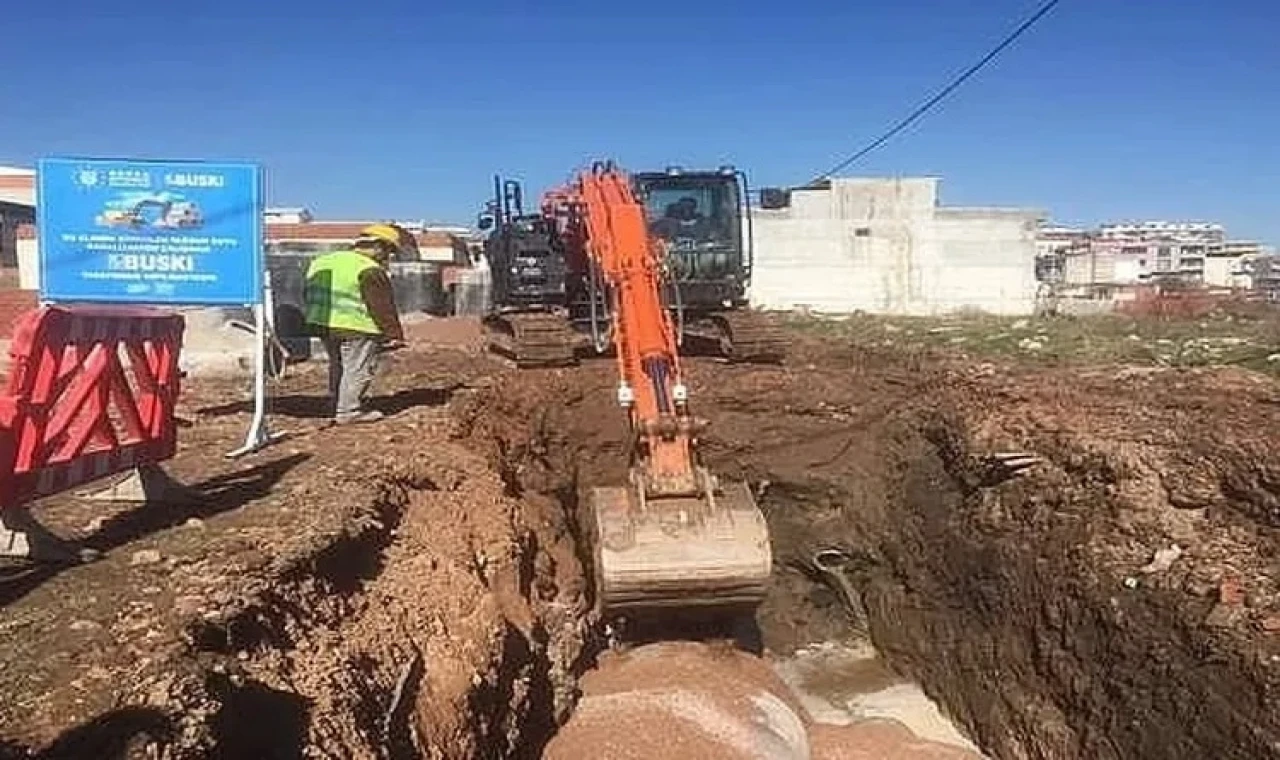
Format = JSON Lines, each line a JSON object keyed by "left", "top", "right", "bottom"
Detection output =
{"left": 95, "top": 193, "right": 204, "bottom": 230}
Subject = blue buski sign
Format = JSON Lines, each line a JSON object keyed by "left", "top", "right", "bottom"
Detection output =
{"left": 37, "top": 157, "right": 264, "bottom": 305}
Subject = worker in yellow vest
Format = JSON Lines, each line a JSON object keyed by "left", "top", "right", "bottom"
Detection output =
{"left": 304, "top": 224, "right": 409, "bottom": 424}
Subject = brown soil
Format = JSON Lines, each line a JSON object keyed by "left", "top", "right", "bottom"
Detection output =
{"left": 542, "top": 641, "right": 975, "bottom": 759}
{"left": 2, "top": 316, "right": 1279, "bottom": 758}
{"left": 0, "top": 324, "right": 593, "bottom": 759}
{"left": 456, "top": 327, "right": 1280, "bottom": 759}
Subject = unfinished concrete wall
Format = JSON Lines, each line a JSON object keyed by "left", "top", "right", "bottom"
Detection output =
{"left": 932, "top": 209, "right": 1039, "bottom": 315}
{"left": 750, "top": 178, "right": 1039, "bottom": 316}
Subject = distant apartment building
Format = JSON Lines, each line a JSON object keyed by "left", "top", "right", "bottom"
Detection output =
{"left": 1240, "top": 252, "right": 1280, "bottom": 300}
{"left": 1038, "top": 221, "right": 1267, "bottom": 290}
{"left": 1036, "top": 225, "right": 1091, "bottom": 257}
{"left": 1035, "top": 225, "right": 1090, "bottom": 283}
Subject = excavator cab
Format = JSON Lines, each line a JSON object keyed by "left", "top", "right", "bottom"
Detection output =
{"left": 633, "top": 167, "right": 749, "bottom": 299}
{"left": 476, "top": 166, "right": 783, "bottom": 368}
{"left": 632, "top": 167, "right": 785, "bottom": 363}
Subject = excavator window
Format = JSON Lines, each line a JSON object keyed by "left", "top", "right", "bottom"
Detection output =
{"left": 638, "top": 178, "right": 742, "bottom": 281}
{"left": 640, "top": 182, "right": 737, "bottom": 246}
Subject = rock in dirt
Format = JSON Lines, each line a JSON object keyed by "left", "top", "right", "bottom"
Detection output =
{"left": 1140, "top": 545, "right": 1183, "bottom": 575}
{"left": 129, "top": 549, "right": 163, "bottom": 566}
{"left": 1204, "top": 603, "right": 1245, "bottom": 629}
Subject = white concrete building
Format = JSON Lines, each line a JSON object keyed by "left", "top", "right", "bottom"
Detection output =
{"left": 750, "top": 178, "right": 1041, "bottom": 316}
{"left": 1036, "top": 225, "right": 1090, "bottom": 257}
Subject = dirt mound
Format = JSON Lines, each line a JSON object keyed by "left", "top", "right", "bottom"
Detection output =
{"left": 225, "top": 441, "right": 592, "bottom": 758}
{"left": 544, "top": 642, "right": 974, "bottom": 760}
{"left": 0, "top": 344, "right": 597, "bottom": 758}
{"left": 544, "top": 642, "right": 809, "bottom": 759}
{"left": 868, "top": 363, "right": 1280, "bottom": 759}
{"left": 719, "top": 343, "right": 1280, "bottom": 759}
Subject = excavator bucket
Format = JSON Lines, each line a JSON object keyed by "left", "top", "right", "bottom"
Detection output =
{"left": 589, "top": 479, "right": 772, "bottom": 616}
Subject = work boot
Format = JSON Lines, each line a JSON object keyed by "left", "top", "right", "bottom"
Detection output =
{"left": 334, "top": 409, "right": 385, "bottom": 425}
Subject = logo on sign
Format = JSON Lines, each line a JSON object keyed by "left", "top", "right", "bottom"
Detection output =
{"left": 75, "top": 168, "right": 101, "bottom": 188}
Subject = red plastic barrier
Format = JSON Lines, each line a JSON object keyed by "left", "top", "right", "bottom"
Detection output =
{"left": 0, "top": 306, "right": 185, "bottom": 509}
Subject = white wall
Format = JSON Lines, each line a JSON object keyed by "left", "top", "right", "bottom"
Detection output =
{"left": 1112, "top": 254, "right": 1148, "bottom": 284}
{"left": 1204, "top": 254, "right": 1256, "bottom": 288}
{"left": 750, "top": 178, "right": 1039, "bottom": 316}
{"left": 17, "top": 238, "right": 38, "bottom": 290}
{"left": 418, "top": 244, "right": 461, "bottom": 263}
{"left": 931, "top": 211, "right": 1038, "bottom": 314}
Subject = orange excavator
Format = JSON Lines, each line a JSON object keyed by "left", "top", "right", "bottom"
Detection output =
{"left": 543, "top": 162, "right": 772, "bottom": 618}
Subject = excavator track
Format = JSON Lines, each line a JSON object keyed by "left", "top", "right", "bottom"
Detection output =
{"left": 710, "top": 310, "right": 787, "bottom": 364}
{"left": 483, "top": 311, "right": 578, "bottom": 368}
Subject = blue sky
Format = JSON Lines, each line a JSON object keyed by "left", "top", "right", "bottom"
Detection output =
{"left": 2, "top": 0, "right": 1277, "bottom": 242}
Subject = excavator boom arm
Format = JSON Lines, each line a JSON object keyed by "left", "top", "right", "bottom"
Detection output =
{"left": 545, "top": 161, "right": 772, "bottom": 618}
{"left": 573, "top": 166, "right": 696, "bottom": 493}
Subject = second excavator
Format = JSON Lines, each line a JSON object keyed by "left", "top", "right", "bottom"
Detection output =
{"left": 532, "top": 162, "right": 772, "bottom": 618}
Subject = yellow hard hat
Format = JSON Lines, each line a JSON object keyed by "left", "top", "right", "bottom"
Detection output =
{"left": 355, "top": 223, "right": 404, "bottom": 249}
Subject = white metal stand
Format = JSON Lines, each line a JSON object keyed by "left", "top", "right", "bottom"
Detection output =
{"left": 226, "top": 277, "right": 287, "bottom": 458}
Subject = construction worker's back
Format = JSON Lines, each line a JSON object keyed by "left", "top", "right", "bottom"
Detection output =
{"left": 304, "top": 250, "right": 381, "bottom": 335}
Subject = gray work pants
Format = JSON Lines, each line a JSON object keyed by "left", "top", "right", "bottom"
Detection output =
{"left": 323, "top": 336, "right": 380, "bottom": 418}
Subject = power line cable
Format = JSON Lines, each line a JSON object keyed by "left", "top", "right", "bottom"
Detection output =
{"left": 808, "top": 0, "right": 1063, "bottom": 185}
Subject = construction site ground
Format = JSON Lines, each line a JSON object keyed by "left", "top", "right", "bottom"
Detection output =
{"left": 3, "top": 309, "right": 1280, "bottom": 759}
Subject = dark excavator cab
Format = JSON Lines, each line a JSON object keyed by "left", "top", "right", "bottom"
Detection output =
{"left": 480, "top": 177, "right": 573, "bottom": 311}
{"left": 631, "top": 166, "right": 783, "bottom": 363}
{"left": 631, "top": 166, "right": 752, "bottom": 310}
{"left": 477, "top": 177, "right": 581, "bottom": 366}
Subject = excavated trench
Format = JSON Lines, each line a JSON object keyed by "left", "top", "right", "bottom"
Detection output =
{"left": 126, "top": 441, "right": 601, "bottom": 760}
{"left": 442, "top": 355, "right": 1280, "bottom": 760}
{"left": 36, "top": 344, "right": 1280, "bottom": 759}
